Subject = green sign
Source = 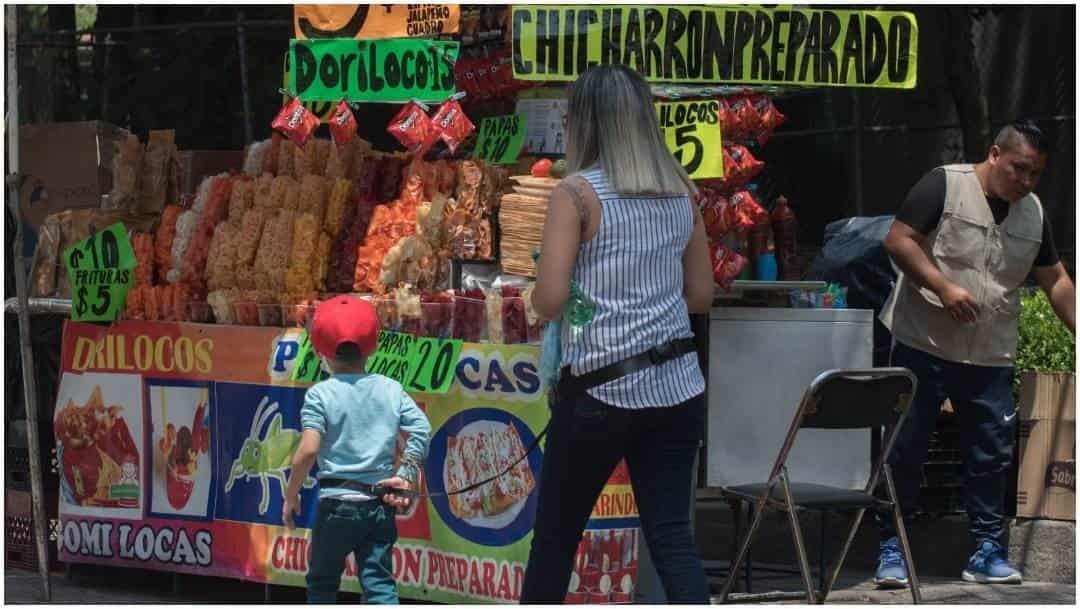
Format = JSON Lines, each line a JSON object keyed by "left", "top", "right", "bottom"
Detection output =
{"left": 474, "top": 114, "right": 527, "bottom": 164}
{"left": 364, "top": 331, "right": 463, "bottom": 394}
{"left": 289, "top": 38, "right": 460, "bottom": 103}
{"left": 291, "top": 330, "right": 332, "bottom": 383}
{"left": 63, "top": 223, "right": 135, "bottom": 322}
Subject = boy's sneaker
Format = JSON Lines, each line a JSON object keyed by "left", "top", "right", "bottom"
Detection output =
{"left": 962, "top": 539, "right": 1023, "bottom": 584}
{"left": 874, "top": 537, "right": 909, "bottom": 589}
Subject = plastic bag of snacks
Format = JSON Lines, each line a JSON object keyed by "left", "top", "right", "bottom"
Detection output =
{"left": 484, "top": 288, "right": 505, "bottom": 344}
{"left": 421, "top": 291, "right": 454, "bottom": 338}
{"left": 235, "top": 208, "right": 266, "bottom": 269}
{"left": 277, "top": 140, "right": 296, "bottom": 180}
{"left": 289, "top": 213, "right": 320, "bottom": 270}
{"left": 425, "top": 97, "right": 475, "bottom": 154}
{"left": 167, "top": 210, "right": 199, "bottom": 284}
{"left": 753, "top": 96, "right": 786, "bottom": 145}
{"left": 272, "top": 97, "right": 320, "bottom": 148}
{"left": 729, "top": 191, "right": 769, "bottom": 234}
{"left": 227, "top": 178, "right": 254, "bottom": 228}
{"left": 698, "top": 189, "right": 732, "bottom": 240}
{"left": 500, "top": 286, "right": 529, "bottom": 345}
{"left": 298, "top": 175, "right": 329, "bottom": 229}
{"left": 452, "top": 288, "right": 486, "bottom": 342}
{"left": 395, "top": 287, "right": 423, "bottom": 335}
{"left": 711, "top": 243, "right": 747, "bottom": 290}
{"left": 206, "top": 223, "right": 238, "bottom": 291}
{"left": 324, "top": 179, "right": 352, "bottom": 237}
{"left": 30, "top": 214, "right": 62, "bottom": 297}
{"left": 131, "top": 232, "right": 155, "bottom": 286}
{"left": 155, "top": 205, "right": 182, "bottom": 274}
{"left": 243, "top": 140, "right": 270, "bottom": 177}
{"left": 314, "top": 231, "right": 332, "bottom": 292}
{"left": 207, "top": 289, "right": 236, "bottom": 324}
{"left": 329, "top": 102, "right": 358, "bottom": 151}
{"left": 182, "top": 177, "right": 232, "bottom": 284}
{"left": 387, "top": 101, "right": 434, "bottom": 153}
{"left": 521, "top": 284, "right": 544, "bottom": 344}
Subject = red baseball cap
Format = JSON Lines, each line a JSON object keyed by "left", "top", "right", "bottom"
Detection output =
{"left": 309, "top": 295, "right": 380, "bottom": 358}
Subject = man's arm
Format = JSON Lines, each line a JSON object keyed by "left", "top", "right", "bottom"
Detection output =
{"left": 884, "top": 220, "right": 980, "bottom": 324}
{"left": 283, "top": 430, "right": 321, "bottom": 529}
{"left": 1033, "top": 262, "right": 1075, "bottom": 333}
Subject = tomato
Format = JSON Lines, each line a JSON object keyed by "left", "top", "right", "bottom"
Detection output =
{"left": 531, "top": 158, "right": 553, "bottom": 178}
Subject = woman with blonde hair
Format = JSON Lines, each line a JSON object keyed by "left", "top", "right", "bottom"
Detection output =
{"left": 521, "top": 64, "right": 714, "bottom": 603}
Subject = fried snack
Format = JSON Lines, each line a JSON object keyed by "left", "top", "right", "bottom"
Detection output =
{"left": 298, "top": 174, "right": 328, "bottom": 228}
{"left": 182, "top": 177, "right": 232, "bottom": 284}
{"left": 324, "top": 179, "right": 352, "bottom": 237}
{"left": 207, "top": 289, "right": 236, "bottom": 324}
{"left": 313, "top": 139, "right": 331, "bottom": 177}
{"left": 155, "top": 205, "right": 183, "bottom": 276}
{"left": 235, "top": 207, "right": 266, "bottom": 268}
{"left": 314, "top": 231, "right": 332, "bottom": 292}
{"left": 167, "top": 210, "right": 199, "bottom": 284}
{"left": 254, "top": 173, "right": 275, "bottom": 210}
{"left": 277, "top": 138, "right": 296, "bottom": 178}
{"left": 265, "top": 209, "right": 296, "bottom": 292}
{"left": 284, "top": 267, "right": 316, "bottom": 295}
{"left": 206, "top": 223, "right": 238, "bottom": 291}
{"left": 132, "top": 232, "right": 155, "bottom": 286}
{"left": 325, "top": 137, "right": 356, "bottom": 181}
{"left": 30, "top": 214, "right": 61, "bottom": 297}
{"left": 227, "top": 178, "right": 255, "bottom": 228}
{"left": 268, "top": 175, "right": 296, "bottom": 212}
{"left": 243, "top": 140, "right": 270, "bottom": 176}
{"left": 124, "top": 285, "right": 146, "bottom": 320}
{"left": 289, "top": 213, "right": 319, "bottom": 270}
{"left": 293, "top": 139, "right": 316, "bottom": 179}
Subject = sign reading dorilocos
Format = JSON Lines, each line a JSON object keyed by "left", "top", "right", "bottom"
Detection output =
{"left": 512, "top": 5, "right": 918, "bottom": 88}
{"left": 289, "top": 38, "right": 460, "bottom": 103}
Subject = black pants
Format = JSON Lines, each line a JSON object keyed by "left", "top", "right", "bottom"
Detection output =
{"left": 878, "top": 341, "right": 1017, "bottom": 546}
{"left": 520, "top": 391, "right": 709, "bottom": 603}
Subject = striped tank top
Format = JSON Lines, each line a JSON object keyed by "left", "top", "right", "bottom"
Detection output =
{"left": 561, "top": 167, "right": 706, "bottom": 409}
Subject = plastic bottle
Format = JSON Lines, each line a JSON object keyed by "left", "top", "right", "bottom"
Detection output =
{"left": 756, "top": 236, "right": 778, "bottom": 281}
{"left": 771, "top": 195, "right": 799, "bottom": 280}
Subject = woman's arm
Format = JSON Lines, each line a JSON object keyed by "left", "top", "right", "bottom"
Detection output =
{"left": 531, "top": 183, "right": 584, "bottom": 320}
{"left": 683, "top": 205, "right": 714, "bottom": 314}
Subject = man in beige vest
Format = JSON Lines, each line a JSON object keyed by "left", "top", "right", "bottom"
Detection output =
{"left": 875, "top": 121, "right": 1074, "bottom": 587}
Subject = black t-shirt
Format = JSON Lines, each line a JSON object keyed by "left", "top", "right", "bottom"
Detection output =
{"left": 896, "top": 168, "right": 1059, "bottom": 267}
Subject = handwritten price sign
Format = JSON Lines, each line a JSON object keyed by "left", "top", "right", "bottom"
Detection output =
{"left": 656, "top": 100, "right": 724, "bottom": 179}
{"left": 474, "top": 114, "right": 526, "bottom": 164}
{"left": 291, "top": 330, "right": 332, "bottom": 383}
{"left": 63, "top": 223, "right": 136, "bottom": 322}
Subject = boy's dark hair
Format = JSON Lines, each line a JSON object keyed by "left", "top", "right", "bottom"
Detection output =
{"left": 333, "top": 341, "right": 366, "bottom": 365}
{"left": 995, "top": 120, "right": 1049, "bottom": 154}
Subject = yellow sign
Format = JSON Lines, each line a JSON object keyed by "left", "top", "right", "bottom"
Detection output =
{"left": 656, "top": 100, "right": 723, "bottom": 179}
{"left": 294, "top": 4, "right": 459, "bottom": 39}
{"left": 512, "top": 5, "right": 918, "bottom": 89}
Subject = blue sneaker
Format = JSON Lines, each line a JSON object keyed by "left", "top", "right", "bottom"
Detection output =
{"left": 962, "top": 539, "right": 1023, "bottom": 584}
{"left": 874, "top": 537, "right": 909, "bottom": 589}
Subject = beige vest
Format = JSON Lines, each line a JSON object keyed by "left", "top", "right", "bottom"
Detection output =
{"left": 881, "top": 164, "right": 1044, "bottom": 366}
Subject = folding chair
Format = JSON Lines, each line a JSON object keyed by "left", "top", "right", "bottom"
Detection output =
{"left": 717, "top": 368, "right": 921, "bottom": 604}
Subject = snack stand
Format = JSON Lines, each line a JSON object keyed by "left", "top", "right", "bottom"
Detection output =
{"left": 9, "top": 4, "right": 920, "bottom": 603}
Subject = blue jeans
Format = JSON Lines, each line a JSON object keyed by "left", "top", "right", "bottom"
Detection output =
{"left": 878, "top": 341, "right": 1017, "bottom": 547}
{"left": 306, "top": 498, "right": 398, "bottom": 604}
{"left": 521, "top": 392, "right": 708, "bottom": 603}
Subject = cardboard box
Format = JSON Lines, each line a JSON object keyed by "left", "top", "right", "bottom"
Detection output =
{"left": 1016, "top": 372, "right": 1075, "bottom": 521}
{"left": 178, "top": 150, "right": 245, "bottom": 197}
{"left": 18, "top": 121, "right": 131, "bottom": 230}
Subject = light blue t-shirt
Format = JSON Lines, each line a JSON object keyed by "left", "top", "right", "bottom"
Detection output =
{"left": 300, "top": 373, "right": 431, "bottom": 500}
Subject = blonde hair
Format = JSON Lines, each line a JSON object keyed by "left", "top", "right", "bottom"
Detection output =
{"left": 565, "top": 65, "right": 697, "bottom": 197}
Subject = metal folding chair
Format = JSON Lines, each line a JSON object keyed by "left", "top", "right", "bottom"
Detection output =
{"left": 717, "top": 368, "right": 921, "bottom": 604}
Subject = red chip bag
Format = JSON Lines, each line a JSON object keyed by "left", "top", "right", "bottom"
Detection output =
{"left": 427, "top": 99, "right": 475, "bottom": 154}
{"left": 699, "top": 190, "right": 732, "bottom": 240}
{"left": 456, "top": 56, "right": 478, "bottom": 99}
{"left": 730, "top": 96, "right": 762, "bottom": 142}
{"left": 730, "top": 190, "right": 769, "bottom": 234}
{"left": 328, "top": 102, "right": 358, "bottom": 151}
{"left": 754, "top": 96, "right": 787, "bottom": 145}
{"left": 711, "top": 243, "right": 747, "bottom": 290}
{"left": 271, "top": 97, "right": 320, "bottom": 148}
{"left": 717, "top": 98, "right": 736, "bottom": 140}
{"left": 721, "top": 146, "right": 742, "bottom": 187}
{"left": 387, "top": 101, "right": 434, "bottom": 152}
{"left": 727, "top": 144, "right": 765, "bottom": 187}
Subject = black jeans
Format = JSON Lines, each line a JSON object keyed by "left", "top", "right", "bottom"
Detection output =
{"left": 878, "top": 341, "right": 1017, "bottom": 547}
{"left": 520, "top": 391, "right": 709, "bottom": 603}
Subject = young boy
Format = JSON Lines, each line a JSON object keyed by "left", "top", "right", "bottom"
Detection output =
{"left": 283, "top": 295, "right": 431, "bottom": 604}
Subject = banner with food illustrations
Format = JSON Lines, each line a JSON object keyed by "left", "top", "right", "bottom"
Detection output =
{"left": 54, "top": 320, "right": 640, "bottom": 603}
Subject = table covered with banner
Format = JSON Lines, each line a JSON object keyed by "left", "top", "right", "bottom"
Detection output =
{"left": 52, "top": 320, "right": 640, "bottom": 603}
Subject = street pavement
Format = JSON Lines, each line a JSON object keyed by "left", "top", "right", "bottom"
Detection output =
{"left": 5, "top": 566, "right": 1075, "bottom": 604}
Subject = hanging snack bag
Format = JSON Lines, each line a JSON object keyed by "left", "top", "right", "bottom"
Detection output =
{"left": 272, "top": 97, "right": 320, "bottom": 148}
{"left": 427, "top": 97, "right": 475, "bottom": 154}
{"left": 328, "top": 102, "right": 358, "bottom": 151}
{"left": 387, "top": 101, "right": 434, "bottom": 153}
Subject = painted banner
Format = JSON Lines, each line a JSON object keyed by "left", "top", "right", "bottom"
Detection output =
{"left": 512, "top": 5, "right": 918, "bottom": 88}
{"left": 289, "top": 38, "right": 460, "bottom": 103}
{"left": 54, "top": 321, "right": 640, "bottom": 603}
{"left": 656, "top": 100, "right": 723, "bottom": 179}
{"left": 294, "top": 4, "right": 460, "bottom": 40}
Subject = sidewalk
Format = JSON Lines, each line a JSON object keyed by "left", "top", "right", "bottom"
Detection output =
{"left": 6, "top": 567, "right": 1075, "bottom": 604}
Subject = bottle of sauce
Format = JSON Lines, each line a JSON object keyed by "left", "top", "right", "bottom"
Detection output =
{"left": 771, "top": 195, "right": 799, "bottom": 280}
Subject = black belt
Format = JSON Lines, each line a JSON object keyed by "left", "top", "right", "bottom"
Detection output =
{"left": 557, "top": 337, "right": 697, "bottom": 397}
{"left": 318, "top": 478, "right": 389, "bottom": 498}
